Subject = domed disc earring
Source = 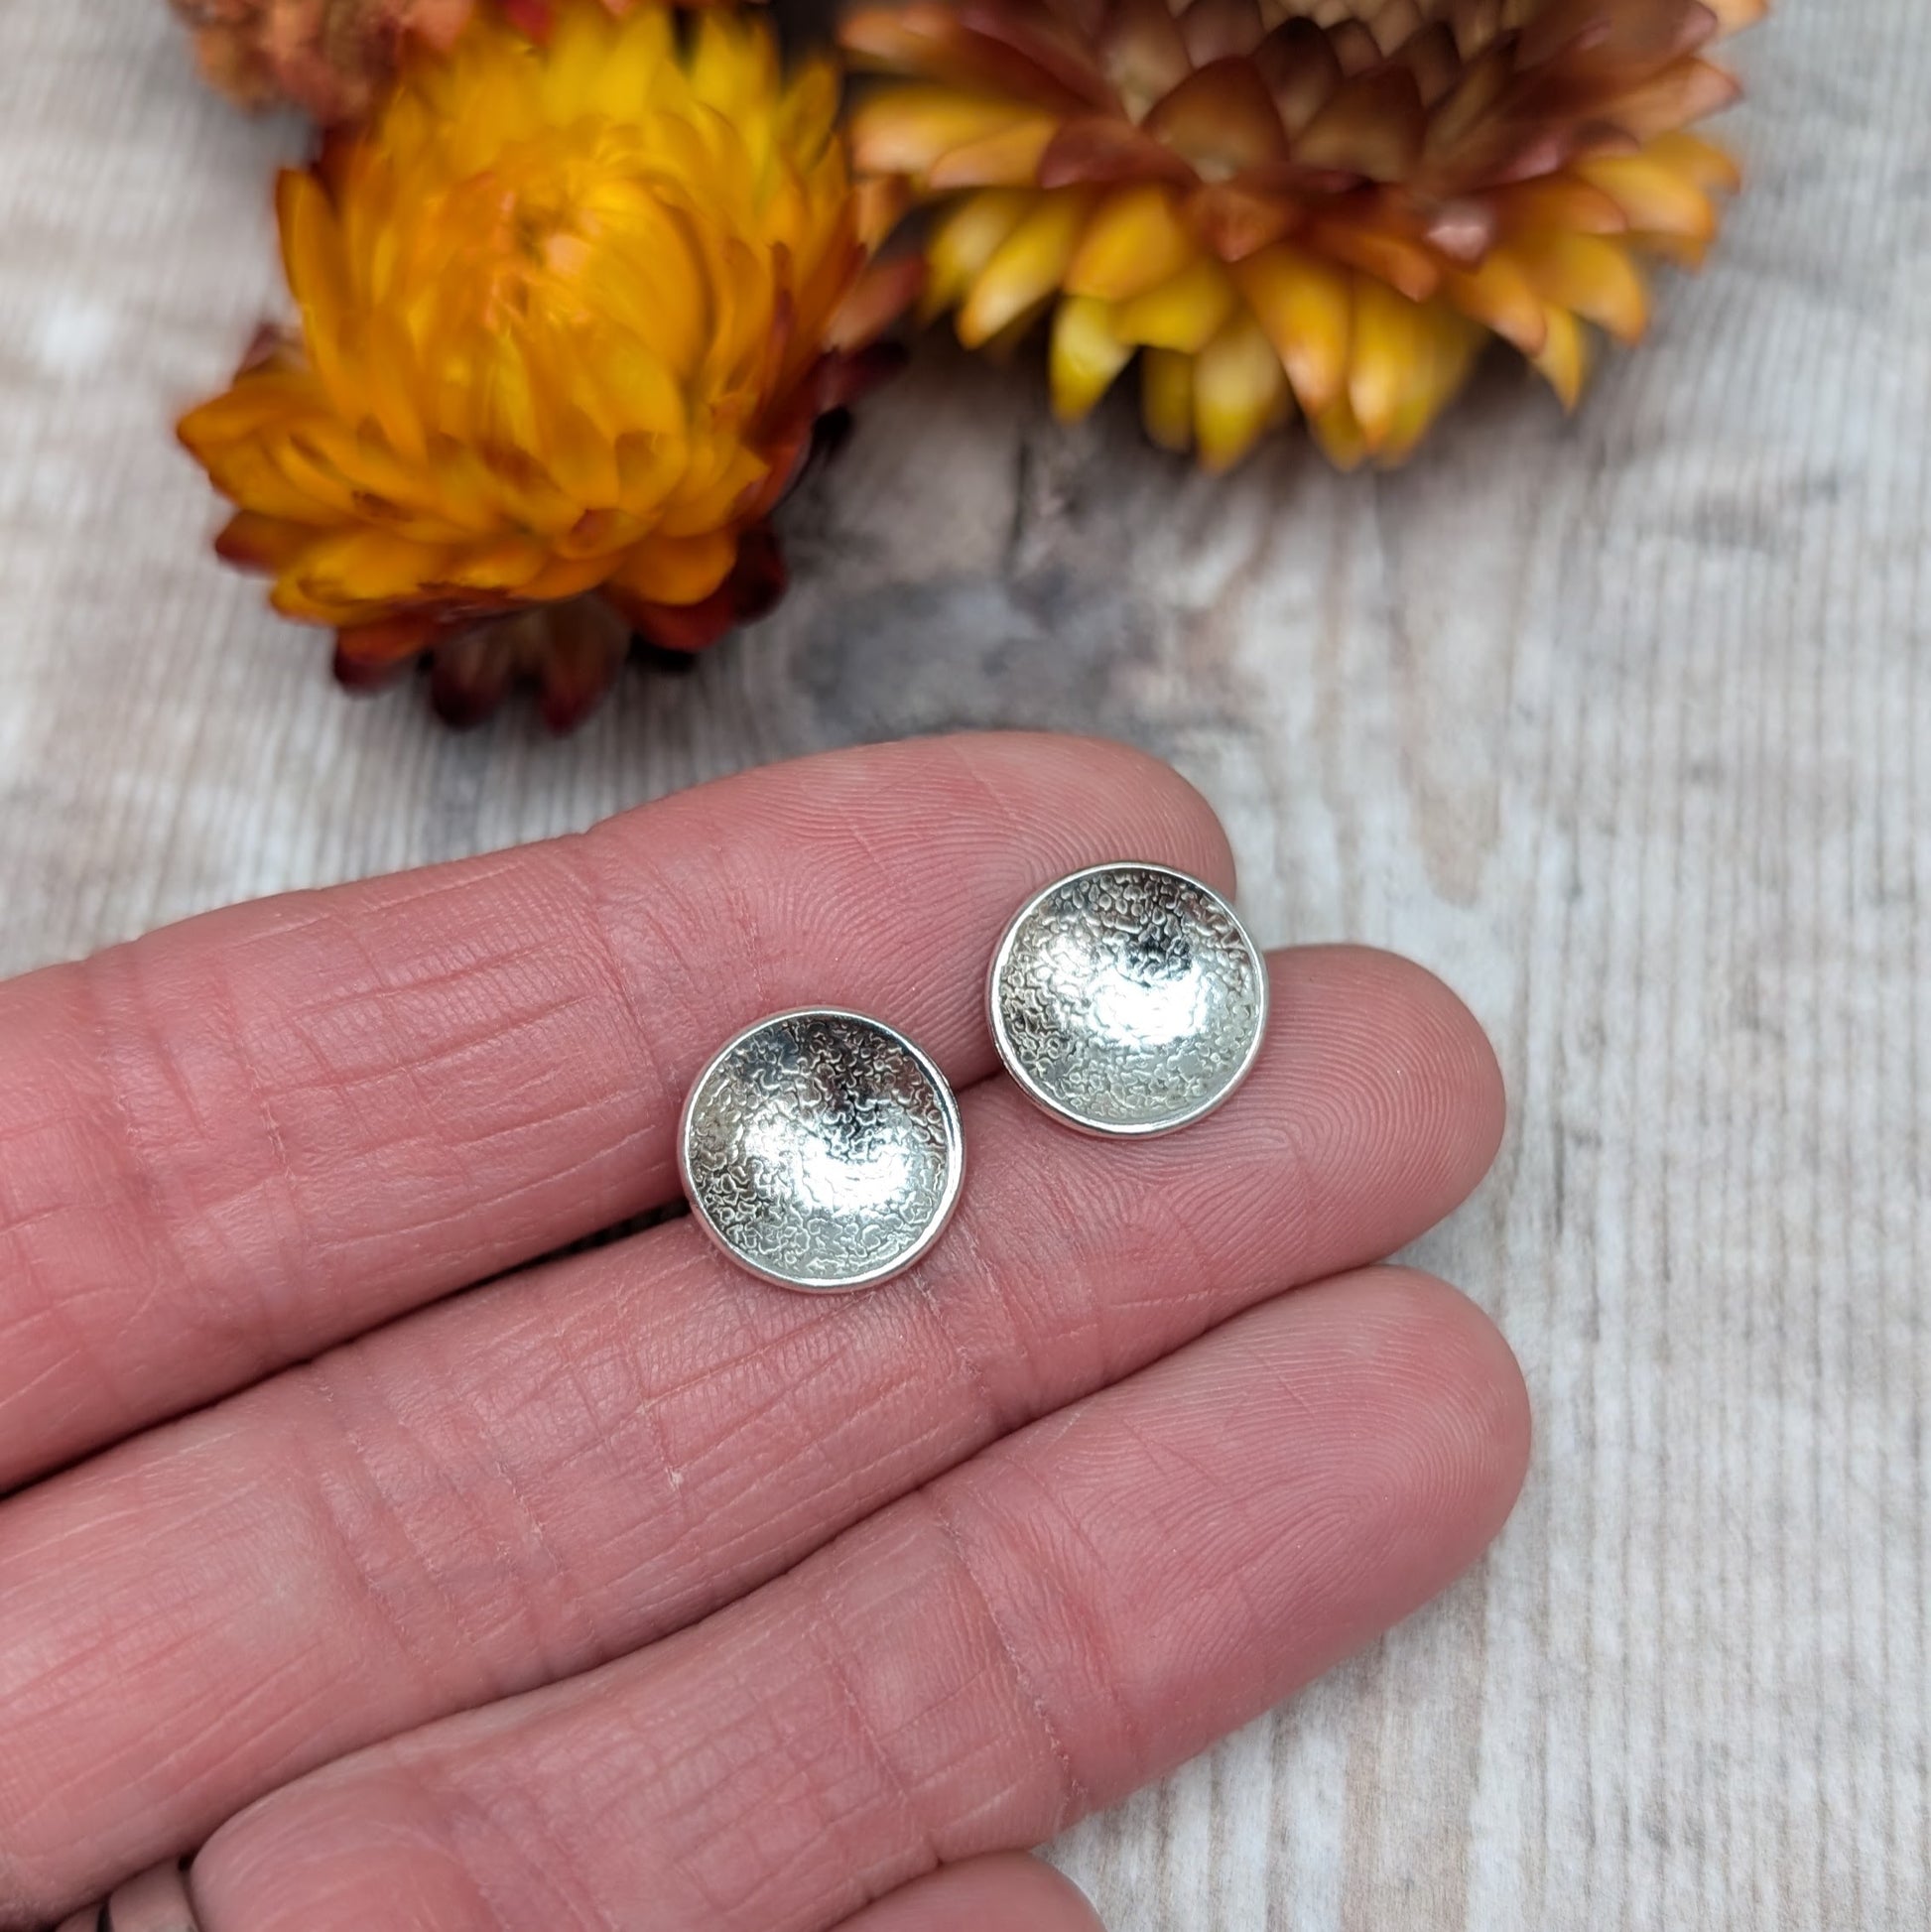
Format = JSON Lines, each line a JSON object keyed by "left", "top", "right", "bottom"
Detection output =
{"left": 987, "top": 862, "right": 1267, "bottom": 1138}
{"left": 679, "top": 1009, "right": 966, "bottom": 1291}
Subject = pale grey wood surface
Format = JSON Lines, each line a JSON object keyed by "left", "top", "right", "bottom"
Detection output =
{"left": 3, "top": 3, "right": 1927, "bottom": 1927}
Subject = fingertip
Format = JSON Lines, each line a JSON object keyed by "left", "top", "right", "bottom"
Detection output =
{"left": 1318, "top": 1266, "right": 1533, "bottom": 1567}
{"left": 1395, "top": 952, "right": 1508, "bottom": 1183}
{"left": 836, "top": 1853, "right": 1106, "bottom": 1932}
{"left": 1433, "top": 1273, "right": 1533, "bottom": 1539}
{"left": 1246, "top": 947, "right": 1506, "bottom": 1253}
{"left": 191, "top": 1764, "right": 477, "bottom": 1932}
{"left": 1294, "top": 945, "right": 1505, "bottom": 1168}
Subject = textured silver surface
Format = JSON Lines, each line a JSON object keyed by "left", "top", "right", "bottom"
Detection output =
{"left": 989, "top": 864, "right": 1267, "bottom": 1136}
{"left": 679, "top": 1010, "right": 964, "bottom": 1290}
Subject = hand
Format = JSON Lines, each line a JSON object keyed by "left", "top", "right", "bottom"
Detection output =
{"left": 0, "top": 734, "right": 1526, "bottom": 1932}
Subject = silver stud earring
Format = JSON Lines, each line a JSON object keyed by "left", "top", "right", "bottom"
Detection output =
{"left": 987, "top": 861, "right": 1267, "bottom": 1137}
{"left": 680, "top": 1009, "right": 966, "bottom": 1291}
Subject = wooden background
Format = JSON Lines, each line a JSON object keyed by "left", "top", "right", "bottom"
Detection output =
{"left": 3, "top": 3, "right": 1927, "bottom": 1926}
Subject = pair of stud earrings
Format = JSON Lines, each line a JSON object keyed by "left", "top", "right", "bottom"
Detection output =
{"left": 677, "top": 861, "right": 1269, "bottom": 1292}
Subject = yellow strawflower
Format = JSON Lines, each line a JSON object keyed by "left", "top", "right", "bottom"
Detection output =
{"left": 842, "top": 0, "right": 1762, "bottom": 470}
{"left": 181, "top": 0, "right": 915, "bottom": 726}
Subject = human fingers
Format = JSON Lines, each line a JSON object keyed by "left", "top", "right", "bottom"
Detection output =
{"left": 55, "top": 1853, "right": 1110, "bottom": 1932}
{"left": 0, "top": 731, "right": 1231, "bottom": 1486}
{"left": 182, "top": 1269, "right": 1530, "bottom": 1932}
{"left": 0, "top": 951, "right": 1501, "bottom": 1921}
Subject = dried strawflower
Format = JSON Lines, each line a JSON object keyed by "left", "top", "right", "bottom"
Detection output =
{"left": 180, "top": 0, "right": 916, "bottom": 727}
{"left": 168, "top": 0, "right": 753, "bottom": 124}
{"left": 841, "top": 0, "right": 1762, "bottom": 469}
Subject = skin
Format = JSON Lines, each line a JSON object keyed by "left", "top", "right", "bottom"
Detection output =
{"left": 0, "top": 732, "right": 1529, "bottom": 1931}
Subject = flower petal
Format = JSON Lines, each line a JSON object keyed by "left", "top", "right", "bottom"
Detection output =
{"left": 212, "top": 511, "right": 316, "bottom": 575}
{"left": 607, "top": 528, "right": 740, "bottom": 607}
{"left": 1050, "top": 293, "right": 1135, "bottom": 420}
{"left": 959, "top": 188, "right": 1094, "bottom": 346}
{"left": 1141, "top": 58, "right": 1291, "bottom": 177}
{"left": 1139, "top": 346, "right": 1195, "bottom": 452}
{"left": 1038, "top": 116, "right": 1197, "bottom": 191}
{"left": 922, "top": 188, "right": 1034, "bottom": 319}
{"left": 276, "top": 170, "right": 354, "bottom": 402}
{"left": 850, "top": 87, "right": 1056, "bottom": 181}
{"left": 1232, "top": 243, "right": 1352, "bottom": 414}
{"left": 1194, "top": 311, "right": 1291, "bottom": 471}
{"left": 286, "top": 527, "right": 451, "bottom": 609}
{"left": 1444, "top": 251, "right": 1550, "bottom": 356}
{"left": 1609, "top": 57, "right": 1742, "bottom": 140}
{"left": 1064, "top": 184, "right": 1198, "bottom": 302}
{"left": 1643, "top": 129, "right": 1743, "bottom": 193}
{"left": 1576, "top": 151, "right": 1716, "bottom": 238}
{"left": 1293, "top": 68, "right": 1425, "bottom": 181}
{"left": 1109, "top": 256, "right": 1238, "bottom": 353}
{"left": 1531, "top": 304, "right": 1592, "bottom": 410}
{"left": 1347, "top": 277, "right": 1441, "bottom": 451}
{"left": 1303, "top": 217, "right": 1442, "bottom": 303}
{"left": 1308, "top": 391, "right": 1370, "bottom": 471}
{"left": 1516, "top": 232, "right": 1651, "bottom": 343}
{"left": 926, "top": 118, "right": 1057, "bottom": 189}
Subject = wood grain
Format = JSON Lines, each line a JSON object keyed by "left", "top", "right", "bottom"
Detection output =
{"left": 2, "top": 2, "right": 1926, "bottom": 1926}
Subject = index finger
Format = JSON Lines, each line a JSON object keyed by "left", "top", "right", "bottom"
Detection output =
{"left": 0, "top": 732, "right": 1233, "bottom": 1487}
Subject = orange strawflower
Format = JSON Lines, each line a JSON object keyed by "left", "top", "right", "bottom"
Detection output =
{"left": 180, "top": 0, "right": 916, "bottom": 726}
{"left": 842, "top": 0, "right": 1763, "bottom": 469}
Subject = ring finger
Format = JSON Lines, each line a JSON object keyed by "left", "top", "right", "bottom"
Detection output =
{"left": 185, "top": 1268, "right": 1530, "bottom": 1932}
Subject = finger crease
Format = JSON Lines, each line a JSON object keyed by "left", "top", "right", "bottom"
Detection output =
{"left": 922, "top": 1487, "right": 1090, "bottom": 1834}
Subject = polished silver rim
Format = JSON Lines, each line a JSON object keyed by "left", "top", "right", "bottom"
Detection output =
{"left": 986, "top": 862, "right": 1268, "bottom": 1138}
{"left": 678, "top": 1008, "right": 966, "bottom": 1291}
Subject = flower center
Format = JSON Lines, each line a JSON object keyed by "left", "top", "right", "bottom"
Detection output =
{"left": 413, "top": 123, "right": 718, "bottom": 377}
{"left": 431, "top": 143, "right": 601, "bottom": 324}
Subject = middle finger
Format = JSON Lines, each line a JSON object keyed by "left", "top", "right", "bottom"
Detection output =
{"left": 0, "top": 950, "right": 1500, "bottom": 1921}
